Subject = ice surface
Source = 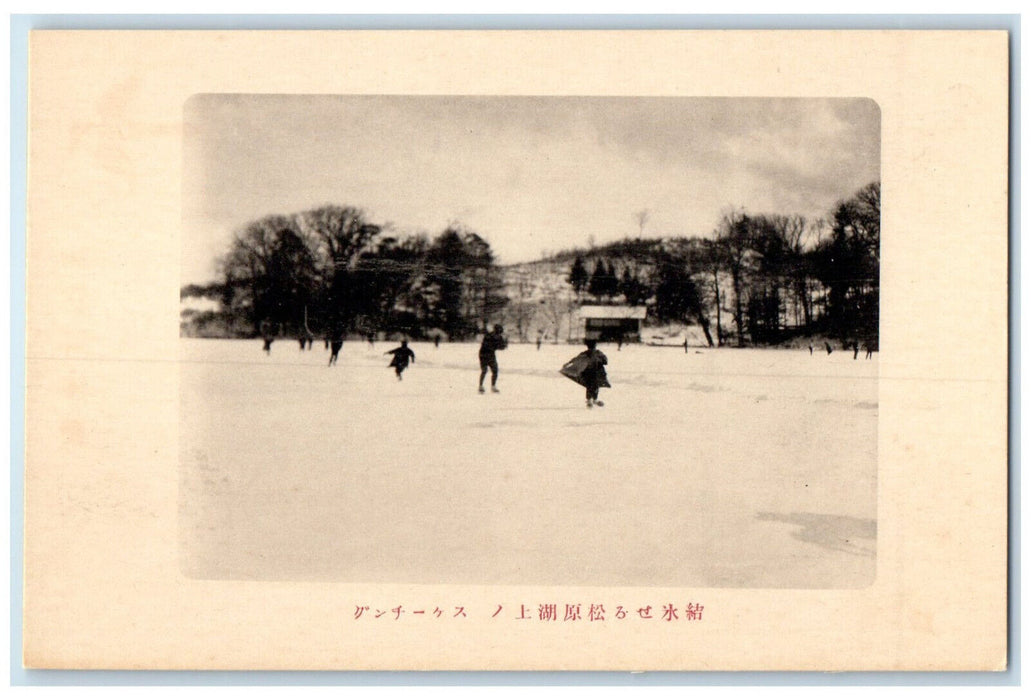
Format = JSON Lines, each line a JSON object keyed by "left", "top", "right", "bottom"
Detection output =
{"left": 179, "top": 338, "right": 877, "bottom": 587}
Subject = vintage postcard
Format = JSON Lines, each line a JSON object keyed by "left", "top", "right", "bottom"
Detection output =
{"left": 23, "top": 29, "right": 1008, "bottom": 671}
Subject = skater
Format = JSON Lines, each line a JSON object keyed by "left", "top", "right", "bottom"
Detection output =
{"left": 300, "top": 307, "right": 314, "bottom": 351}
{"left": 478, "top": 324, "right": 508, "bottom": 394}
{"left": 864, "top": 340, "right": 874, "bottom": 359}
{"left": 852, "top": 340, "right": 860, "bottom": 360}
{"left": 560, "top": 339, "right": 610, "bottom": 408}
{"left": 683, "top": 337, "right": 688, "bottom": 354}
{"left": 825, "top": 341, "right": 833, "bottom": 355}
{"left": 618, "top": 335, "right": 623, "bottom": 352}
{"left": 808, "top": 341, "right": 814, "bottom": 356}
{"left": 260, "top": 320, "right": 275, "bottom": 355}
{"left": 385, "top": 339, "right": 416, "bottom": 380}
{"left": 581, "top": 339, "right": 610, "bottom": 408}
{"left": 367, "top": 332, "right": 375, "bottom": 348}
{"left": 328, "top": 329, "right": 344, "bottom": 366}
{"left": 434, "top": 334, "right": 441, "bottom": 349}
{"left": 536, "top": 333, "right": 542, "bottom": 351}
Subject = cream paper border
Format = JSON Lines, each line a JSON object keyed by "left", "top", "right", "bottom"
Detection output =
{"left": 24, "top": 30, "right": 1009, "bottom": 670}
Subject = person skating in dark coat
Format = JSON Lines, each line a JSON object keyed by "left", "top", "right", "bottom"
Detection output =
{"left": 478, "top": 324, "right": 508, "bottom": 394}
{"left": 328, "top": 329, "right": 344, "bottom": 366}
{"left": 260, "top": 320, "right": 276, "bottom": 355}
{"left": 563, "top": 339, "right": 610, "bottom": 408}
{"left": 385, "top": 340, "right": 416, "bottom": 380}
{"left": 825, "top": 341, "right": 833, "bottom": 355}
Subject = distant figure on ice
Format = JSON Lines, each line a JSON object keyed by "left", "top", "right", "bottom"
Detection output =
{"left": 852, "top": 340, "right": 860, "bottom": 360}
{"left": 825, "top": 341, "right": 833, "bottom": 355}
{"left": 536, "top": 333, "right": 542, "bottom": 351}
{"left": 864, "top": 340, "right": 875, "bottom": 359}
{"left": 298, "top": 334, "right": 307, "bottom": 351}
{"left": 617, "top": 335, "right": 623, "bottom": 351}
{"left": 434, "top": 334, "right": 441, "bottom": 349}
{"left": 560, "top": 339, "right": 610, "bottom": 408}
{"left": 386, "top": 340, "right": 416, "bottom": 381}
{"left": 478, "top": 324, "right": 508, "bottom": 394}
{"left": 683, "top": 337, "right": 689, "bottom": 354}
{"left": 808, "top": 341, "right": 814, "bottom": 356}
{"left": 328, "top": 330, "right": 344, "bottom": 366}
{"left": 260, "top": 320, "right": 275, "bottom": 355}
{"left": 367, "top": 332, "right": 375, "bottom": 347}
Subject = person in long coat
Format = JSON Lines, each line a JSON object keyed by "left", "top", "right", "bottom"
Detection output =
{"left": 561, "top": 339, "right": 610, "bottom": 408}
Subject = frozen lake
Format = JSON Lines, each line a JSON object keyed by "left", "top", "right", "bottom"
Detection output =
{"left": 179, "top": 337, "right": 877, "bottom": 588}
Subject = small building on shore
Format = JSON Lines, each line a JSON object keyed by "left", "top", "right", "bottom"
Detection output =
{"left": 576, "top": 305, "right": 648, "bottom": 343}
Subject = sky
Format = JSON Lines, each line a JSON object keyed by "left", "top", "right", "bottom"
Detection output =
{"left": 182, "top": 95, "right": 880, "bottom": 284}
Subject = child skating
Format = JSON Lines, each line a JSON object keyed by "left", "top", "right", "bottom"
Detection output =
{"left": 385, "top": 339, "right": 416, "bottom": 380}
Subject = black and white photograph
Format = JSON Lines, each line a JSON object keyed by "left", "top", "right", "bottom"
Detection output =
{"left": 23, "top": 26, "right": 1009, "bottom": 672}
{"left": 179, "top": 95, "right": 881, "bottom": 588}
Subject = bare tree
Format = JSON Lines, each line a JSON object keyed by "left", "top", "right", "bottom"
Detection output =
{"left": 503, "top": 267, "right": 536, "bottom": 342}
{"left": 538, "top": 274, "right": 576, "bottom": 344}
{"left": 299, "top": 205, "right": 381, "bottom": 273}
{"left": 714, "top": 208, "right": 752, "bottom": 346}
{"left": 634, "top": 209, "right": 650, "bottom": 239}
{"left": 697, "top": 239, "right": 727, "bottom": 346}
{"left": 220, "top": 214, "right": 313, "bottom": 333}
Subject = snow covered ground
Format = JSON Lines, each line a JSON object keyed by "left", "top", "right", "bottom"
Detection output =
{"left": 179, "top": 338, "right": 877, "bottom": 588}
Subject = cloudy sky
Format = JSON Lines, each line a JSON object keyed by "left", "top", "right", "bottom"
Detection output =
{"left": 182, "top": 95, "right": 879, "bottom": 284}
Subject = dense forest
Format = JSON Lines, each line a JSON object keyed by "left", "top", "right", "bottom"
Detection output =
{"left": 181, "top": 182, "right": 879, "bottom": 347}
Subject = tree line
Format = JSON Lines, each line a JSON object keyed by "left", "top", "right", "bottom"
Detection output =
{"left": 183, "top": 181, "right": 878, "bottom": 346}
{"left": 561, "top": 181, "right": 880, "bottom": 346}
{"left": 192, "top": 205, "right": 507, "bottom": 341}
